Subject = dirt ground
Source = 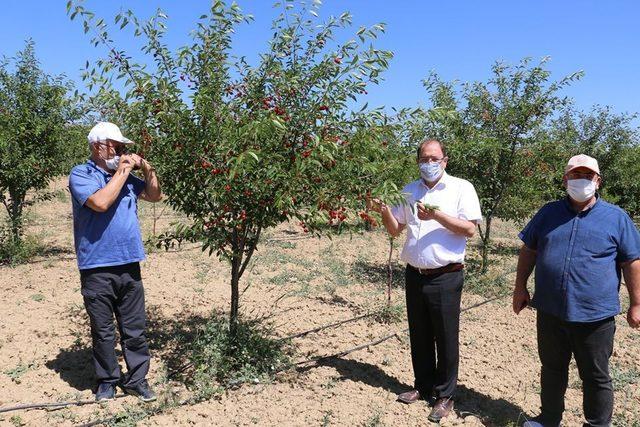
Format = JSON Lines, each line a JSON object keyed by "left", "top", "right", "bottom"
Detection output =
{"left": 1, "top": 179, "right": 639, "bottom": 426}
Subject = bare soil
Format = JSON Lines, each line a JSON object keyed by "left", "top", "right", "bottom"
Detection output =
{"left": 1, "top": 179, "right": 639, "bottom": 426}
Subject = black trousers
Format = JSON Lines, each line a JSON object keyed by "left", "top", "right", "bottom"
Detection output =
{"left": 80, "top": 262, "right": 150, "bottom": 387}
{"left": 536, "top": 311, "right": 615, "bottom": 427}
{"left": 405, "top": 266, "right": 463, "bottom": 399}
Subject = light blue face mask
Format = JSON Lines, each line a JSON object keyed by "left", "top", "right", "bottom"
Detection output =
{"left": 419, "top": 162, "right": 443, "bottom": 182}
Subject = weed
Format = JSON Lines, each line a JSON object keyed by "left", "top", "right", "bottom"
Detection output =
{"left": 187, "top": 313, "right": 291, "bottom": 400}
{"left": 363, "top": 410, "right": 384, "bottom": 427}
{"left": 371, "top": 303, "right": 404, "bottom": 325}
{"left": 9, "top": 415, "right": 24, "bottom": 427}
{"left": 30, "top": 293, "right": 45, "bottom": 302}
{"left": 54, "top": 188, "right": 69, "bottom": 203}
{"left": 4, "top": 363, "right": 35, "bottom": 383}
{"left": 0, "top": 228, "right": 46, "bottom": 265}
{"left": 610, "top": 364, "right": 640, "bottom": 390}
{"left": 321, "top": 410, "right": 334, "bottom": 427}
{"left": 464, "top": 262, "right": 515, "bottom": 298}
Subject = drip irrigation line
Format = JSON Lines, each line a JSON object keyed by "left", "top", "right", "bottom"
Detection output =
{"left": 293, "top": 293, "right": 509, "bottom": 368}
{"left": 279, "top": 312, "right": 375, "bottom": 341}
{"left": 0, "top": 394, "right": 128, "bottom": 414}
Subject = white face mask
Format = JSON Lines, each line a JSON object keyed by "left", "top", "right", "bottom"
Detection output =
{"left": 567, "top": 179, "right": 597, "bottom": 203}
{"left": 105, "top": 155, "right": 120, "bottom": 171}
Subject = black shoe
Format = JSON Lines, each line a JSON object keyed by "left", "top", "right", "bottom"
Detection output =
{"left": 95, "top": 382, "right": 116, "bottom": 401}
{"left": 121, "top": 379, "right": 157, "bottom": 402}
{"left": 522, "top": 415, "right": 560, "bottom": 427}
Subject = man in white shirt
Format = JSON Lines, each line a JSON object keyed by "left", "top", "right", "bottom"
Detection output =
{"left": 369, "top": 139, "right": 482, "bottom": 422}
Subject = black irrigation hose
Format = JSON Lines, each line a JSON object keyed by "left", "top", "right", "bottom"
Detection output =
{"left": 279, "top": 312, "right": 375, "bottom": 341}
{"left": 0, "top": 394, "right": 128, "bottom": 414}
{"left": 293, "top": 293, "right": 509, "bottom": 368}
{"left": 0, "top": 293, "right": 509, "bottom": 417}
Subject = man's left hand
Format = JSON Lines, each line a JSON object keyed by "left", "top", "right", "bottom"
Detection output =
{"left": 129, "top": 154, "right": 145, "bottom": 170}
{"left": 628, "top": 304, "right": 640, "bottom": 329}
{"left": 417, "top": 202, "right": 438, "bottom": 221}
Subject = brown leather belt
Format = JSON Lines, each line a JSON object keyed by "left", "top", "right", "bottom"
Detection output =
{"left": 408, "top": 263, "right": 464, "bottom": 276}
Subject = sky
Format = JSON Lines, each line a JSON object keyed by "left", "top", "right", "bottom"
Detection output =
{"left": 2, "top": 1, "right": 639, "bottom": 121}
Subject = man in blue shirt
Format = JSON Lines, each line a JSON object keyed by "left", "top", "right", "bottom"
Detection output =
{"left": 512, "top": 154, "right": 640, "bottom": 427}
{"left": 69, "top": 122, "right": 161, "bottom": 402}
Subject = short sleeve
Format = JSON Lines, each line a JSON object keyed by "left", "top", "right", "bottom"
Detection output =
{"left": 458, "top": 181, "right": 482, "bottom": 222}
{"left": 519, "top": 209, "right": 544, "bottom": 250}
{"left": 129, "top": 174, "right": 146, "bottom": 197}
{"left": 391, "top": 202, "right": 408, "bottom": 225}
{"left": 616, "top": 212, "right": 640, "bottom": 263}
{"left": 69, "top": 167, "right": 101, "bottom": 207}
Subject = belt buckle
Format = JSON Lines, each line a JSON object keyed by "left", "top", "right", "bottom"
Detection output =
{"left": 415, "top": 266, "right": 430, "bottom": 275}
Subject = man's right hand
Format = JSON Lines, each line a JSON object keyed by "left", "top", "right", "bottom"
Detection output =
{"left": 366, "top": 197, "right": 384, "bottom": 213}
{"left": 118, "top": 154, "right": 136, "bottom": 174}
{"left": 512, "top": 287, "right": 530, "bottom": 314}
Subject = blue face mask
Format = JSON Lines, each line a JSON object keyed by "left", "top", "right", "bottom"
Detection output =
{"left": 419, "top": 162, "right": 443, "bottom": 182}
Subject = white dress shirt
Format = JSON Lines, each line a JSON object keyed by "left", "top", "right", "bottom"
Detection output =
{"left": 391, "top": 172, "right": 482, "bottom": 269}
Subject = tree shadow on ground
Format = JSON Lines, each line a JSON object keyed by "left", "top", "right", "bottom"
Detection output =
{"left": 350, "top": 259, "right": 405, "bottom": 290}
{"left": 45, "top": 305, "right": 211, "bottom": 391}
{"left": 305, "top": 356, "right": 526, "bottom": 426}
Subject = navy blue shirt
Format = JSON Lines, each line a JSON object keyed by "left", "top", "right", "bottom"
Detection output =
{"left": 519, "top": 197, "right": 640, "bottom": 322}
{"left": 69, "top": 160, "right": 146, "bottom": 270}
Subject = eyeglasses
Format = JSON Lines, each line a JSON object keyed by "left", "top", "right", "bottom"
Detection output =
{"left": 418, "top": 157, "right": 446, "bottom": 164}
{"left": 96, "top": 142, "right": 128, "bottom": 155}
{"left": 567, "top": 171, "right": 598, "bottom": 180}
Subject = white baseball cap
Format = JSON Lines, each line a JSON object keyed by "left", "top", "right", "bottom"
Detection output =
{"left": 87, "top": 122, "right": 134, "bottom": 145}
{"left": 565, "top": 154, "right": 600, "bottom": 175}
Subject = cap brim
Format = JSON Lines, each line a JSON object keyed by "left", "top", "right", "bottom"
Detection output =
{"left": 565, "top": 165, "right": 600, "bottom": 175}
{"left": 108, "top": 136, "right": 134, "bottom": 144}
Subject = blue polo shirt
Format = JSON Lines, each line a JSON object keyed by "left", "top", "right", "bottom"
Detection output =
{"left": 519, "top": 197, "right": 640, "bottom": 322}
{"left": 69, "top": 160, "right": 146, "bottom": 270}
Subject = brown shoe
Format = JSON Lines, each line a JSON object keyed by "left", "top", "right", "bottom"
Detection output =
{"left": 397, "top": 389, "right": 421, "bottom": 404}
{"left": 428, "top": 397, "right": 454, "bottom": 422}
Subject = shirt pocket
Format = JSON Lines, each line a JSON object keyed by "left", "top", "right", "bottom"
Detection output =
{"left": 584, "top": 229, "right": 616, "bottom": 259}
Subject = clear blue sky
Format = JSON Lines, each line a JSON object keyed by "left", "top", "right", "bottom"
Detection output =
{"left": 2, "top": 1, "right": 639, "bottom": 119}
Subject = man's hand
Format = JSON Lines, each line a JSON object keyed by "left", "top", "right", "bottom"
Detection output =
{"left": 416, "top": 202, "right": 437, "bottom": 221}
{"left": 366, "top": 197, "right": 384, "bottom": 214}
{"left": 512, "top": 287, "right": 530, "bottom": 314}
{"left": 129, "top": 153, "right": 145, "bottom": 170}
{"left": 117, "top": 154, "right": 136, "bottom": 173}
{"left": 628, "top": 304, "right": 640, "bottom": 329}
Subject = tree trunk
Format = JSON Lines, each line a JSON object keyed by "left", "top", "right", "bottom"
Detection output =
{"left": 8, "top": 192, "right": 24, "bottom": 244}
{"left": 386, "top": 237, "right": 393, "bottom": 306}
{"left": 480, "top": 216, "right": 492, "bottom": 273}
{"left": 229, "top": 255, "right": 241, "bottom": 338}
{"left": 229, "top": 229, "right": 242, "bottom": 338}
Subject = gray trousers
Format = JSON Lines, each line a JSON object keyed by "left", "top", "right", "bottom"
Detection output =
{"left": 80, "top": 262, "right": 150, "bottom": 387}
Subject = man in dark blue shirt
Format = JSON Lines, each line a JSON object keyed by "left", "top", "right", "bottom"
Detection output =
{"left": 513, "top": 154, "right": 640, "bottom": 427}
{"left": 69, "top": 122, "right": 162, "bottom": 402}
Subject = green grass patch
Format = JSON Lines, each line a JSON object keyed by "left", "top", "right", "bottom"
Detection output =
{"left": 187, "top": 314, "right": 292, "bottom": 400}
{"left": 611, "top": 364, "right": 640, "bottom": 390}
{"left": 0, "top": 230, "right": 46, "bottom": 265}
{"left": 4, "top": 362, "right": 35, "bottom": 384}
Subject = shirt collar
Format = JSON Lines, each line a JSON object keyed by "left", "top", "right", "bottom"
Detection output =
{"left": 563, "top": 193, "right": 600, "bottom": 215}
{"left": 421, "top": 170, "right": 449, "bottom": 190}
{"left": 87, "top": 159, "right": 112, "bottom": 177}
